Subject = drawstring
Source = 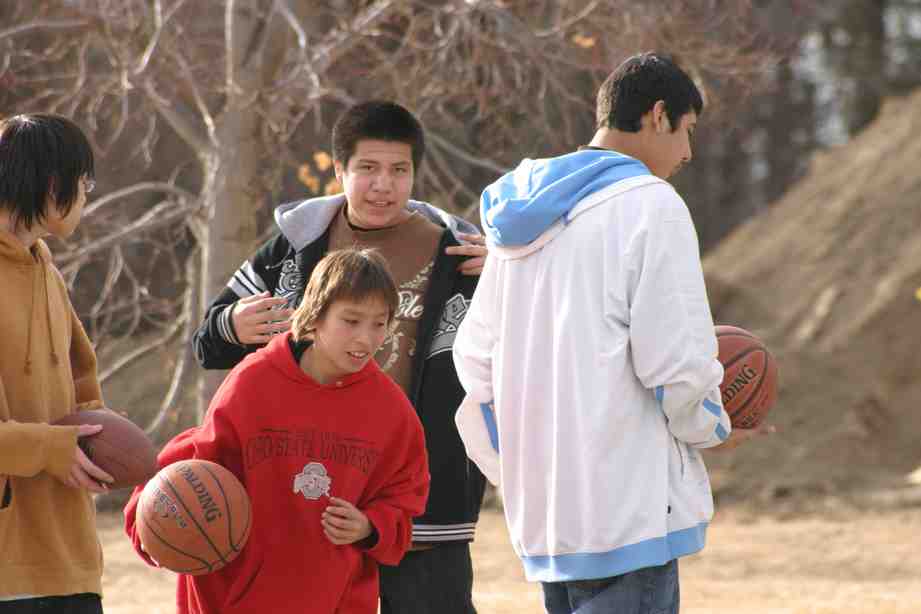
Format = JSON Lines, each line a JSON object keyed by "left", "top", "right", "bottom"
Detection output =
{"left": 24, "top": 264, "right": 37, "bottom": 375}
{"left": 43, "top": 265, "right": 59, "bottom": 365}
{"left": 23, "top": 253, "right": 59, "bottom": 374}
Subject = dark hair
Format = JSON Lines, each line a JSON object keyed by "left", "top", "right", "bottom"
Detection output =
{"left": 0, "top": 114, "right": 94, "bottom": 230}
{"left": 332, "top": 101, "right": 425, "bottom": 170}
{"left": 291, "top": 248, "right": 399, "bottom": 341}
{"left": 596, "top": 52, "right": 704, "bottom": 133}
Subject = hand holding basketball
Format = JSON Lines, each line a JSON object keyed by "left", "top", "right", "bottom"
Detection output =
{"left": 136, "top": 460, "right": 251, "bottom": 575}
{"left": 709, "top": 421, "right": 776, "bottom": 452}
{"left": 54, "top": 409, "right": 158, "bottom": 489}
{"left": 715, "top": 325, "right": 779, "bottom": 429}
{"left": 65, "top": 424, "right": 115, "bottom": 493}
{"left": 322, "top": 497, "right": 372, "bottom": 545}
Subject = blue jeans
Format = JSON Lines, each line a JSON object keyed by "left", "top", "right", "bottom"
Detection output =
{"left": 541, "top": 560, "right": 679, "bottom": 614}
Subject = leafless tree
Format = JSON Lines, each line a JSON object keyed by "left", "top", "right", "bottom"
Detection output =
{"left": 0, "top": 0, "right": 778, "bottom": 439}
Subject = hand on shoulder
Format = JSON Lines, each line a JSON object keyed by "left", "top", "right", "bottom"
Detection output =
{"left": 446, "top": 232, "right": 487, "bottom": 276}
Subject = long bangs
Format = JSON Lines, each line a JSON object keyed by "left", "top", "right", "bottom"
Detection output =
{"left": 330, "top": 255, "right": 399, "bottom": 320}
{"left": 291, "top": 249, "right": 399, "bottom": 341}
{"left": 0, "top": 114, "right": 94, "bottom": 229}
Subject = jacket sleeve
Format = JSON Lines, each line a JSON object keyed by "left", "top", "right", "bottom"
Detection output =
{"left": 0, "top": 369, "right": 78, "bottom": 487}
{"left": 192, "top": 234, "right": 290, "bottom": 370}
{"left": 360, "top": 406, "right": 430, "bottom": 566}
{"left": 627, "top": 187, "right": 730, "bottom": 449}
{"left": 0, "top": 416, "right": 77, "bottom": 481}
{"left": 0, "top": 307, "right": 104, "bottom": 494}
{"left": 123, "top": 375, "right": 246, "bottom": 567}
{"left": 452, "top": 257, "right": 501, "bottom": 485}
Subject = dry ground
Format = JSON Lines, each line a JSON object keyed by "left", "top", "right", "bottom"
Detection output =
{"left": 99, "top": 505, "right": 921, "bottom": 613}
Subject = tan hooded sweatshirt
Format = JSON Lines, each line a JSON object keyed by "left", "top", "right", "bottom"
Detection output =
{"left": 0, "top": 229, "right": 105, "bottom": 598}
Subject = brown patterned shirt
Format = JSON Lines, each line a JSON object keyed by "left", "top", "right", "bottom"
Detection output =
{"left": 328, "top": 206, "right": 442, "bottom": 395}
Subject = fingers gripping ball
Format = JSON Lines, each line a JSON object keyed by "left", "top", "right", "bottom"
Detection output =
{"left": 137, "top": 460, "right": 252, "bottom": 575}
{"left": 715, "top": 325, "right": 779, "bottom": 429}
{"left": 54, "top": 409, "right": 157, "bottom": 489}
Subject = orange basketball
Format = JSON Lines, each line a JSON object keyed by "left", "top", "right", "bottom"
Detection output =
{"left": 136, "top": 460, "right": 252, "bottom": 575}
{"left": 715, "top": 325, "right": 778, "bottom": 429}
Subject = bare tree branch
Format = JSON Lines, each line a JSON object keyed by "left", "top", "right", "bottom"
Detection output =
{"left": 82, "top": 182, "right": 197, "bottom": 218}
{"left": 133, "top": 0, "right": 164, "bottom": 76}
{"left": 0, "top": 19, "right": 88, "bottom": 42}
{"left": 427, "top": 131, "right": 510, "bottom": 175}
{"left": 311, "top": 0, "right": 401, "bottom": 74}
{"left": 58, "top": 200, "right": 196, "bottom": 268}
{"left": 144, "top": 247, "right": 200, "bottom": 439}
{"left": 142, "top": 78, "right": 213, "bottom": 152}
{"left": 225, "top": 0, "right": 238, "bottom": 95}
{"left": 98, "top": 314, "right": 185, "bottom": 384}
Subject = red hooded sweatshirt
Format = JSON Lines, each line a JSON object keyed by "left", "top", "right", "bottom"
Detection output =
{"left": 124, "top": 333, "right": 430, "bottom": 613}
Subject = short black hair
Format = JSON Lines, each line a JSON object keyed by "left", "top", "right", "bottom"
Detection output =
{"left": 596, "top": 52, "right": 704, "bottom": 133}
{"left": 0, "top": 114, "right": 94, "bottom": 230}
{"left": 332, "top": 101, "right": 425, "bottom": 170}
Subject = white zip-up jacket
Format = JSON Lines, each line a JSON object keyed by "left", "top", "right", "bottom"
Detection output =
{"left": 453, "top": 150, "right": 730, "bottom": 583}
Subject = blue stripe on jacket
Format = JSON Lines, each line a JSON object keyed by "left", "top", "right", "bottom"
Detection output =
{"left": 480, "top": 401, "right": 500, "bottom": 452}
{"left": 521, "top": 523, "right": 708, "bottom": 582}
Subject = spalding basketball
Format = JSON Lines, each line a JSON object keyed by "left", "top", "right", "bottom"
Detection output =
{"left": 54, "top": 409, "right": 158, "bottom": 489}
{"left": 137, "top": 460, "right": 251, "bottom": 575}
{"left": 715, "top": 325, "right": 778, "bottom": 429}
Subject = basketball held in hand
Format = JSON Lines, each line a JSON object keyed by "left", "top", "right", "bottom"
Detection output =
{"left": 54, "top": 409, "right": 157, "bottom": 489}
{"left": 715, "top": 325, "right": 778, "bottom": 429}
{"left": 136, "top": 460, "right": 252, "bottom": 575}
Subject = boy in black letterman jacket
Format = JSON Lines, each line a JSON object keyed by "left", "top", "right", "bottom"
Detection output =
{"left": 192, "top": 101, "right": 486, "bottom": 614}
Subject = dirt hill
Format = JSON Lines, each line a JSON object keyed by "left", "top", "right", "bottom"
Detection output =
{"left": 702, "top": 87, "right": 921, "bottom": 505}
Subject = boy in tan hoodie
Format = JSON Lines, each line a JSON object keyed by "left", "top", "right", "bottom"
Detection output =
{"left": 0, "top": 115, "right": 115, "bottom": 613}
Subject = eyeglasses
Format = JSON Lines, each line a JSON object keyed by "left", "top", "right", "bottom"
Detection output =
{"left": 83, "top": 178, "right": 96, "bottom": 194}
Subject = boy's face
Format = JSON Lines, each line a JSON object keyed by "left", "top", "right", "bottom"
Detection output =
{"left": 43, "top": 175, "right": 89, "bottom": 238}
{"left": 335, "top": 139, "right": 414, "bottom": 230}
{"left": 644, "top": 106, "right": 696, "bottom": 180}
{"left": 310, "top": 297, "right": 390, "bottom": 382}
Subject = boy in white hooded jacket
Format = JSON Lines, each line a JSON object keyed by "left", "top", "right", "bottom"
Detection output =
{"left": 453, "top": 53, "right": 771, "bottom": 614}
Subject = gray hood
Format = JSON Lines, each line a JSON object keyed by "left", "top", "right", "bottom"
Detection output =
{"left": 274, "top": 194, "right": 479, "bottom": 251}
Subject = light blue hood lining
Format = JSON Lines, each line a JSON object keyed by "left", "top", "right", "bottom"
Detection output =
{"left": 480, "top": 150, "right": 650, "bottom": 247}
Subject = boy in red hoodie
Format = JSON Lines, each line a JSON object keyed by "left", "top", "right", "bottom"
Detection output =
{"left": 124, "top": 248, "right": 430, "bottom": 614}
